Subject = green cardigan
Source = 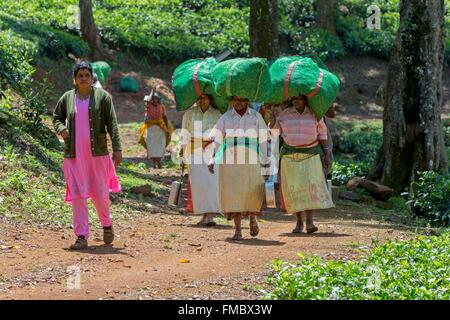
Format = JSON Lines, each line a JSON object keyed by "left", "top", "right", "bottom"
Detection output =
{"left": 53, "top": 88, "right": 122, "bottom": 158}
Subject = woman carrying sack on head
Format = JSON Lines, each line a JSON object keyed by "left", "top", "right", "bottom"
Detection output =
{"left": 53, "top": 61, "right": 122, "bottom": 250}
{"left": 139, "top": 90, "right": 173, "bottom": 169}
{"left": 208, "top": 96, "right": 270, "bottom": 240}
{"left": 269, "top": 95, "right": 333, "bottom": 234}
{"left": 180, "top": 93, "right": 222, "bottom": 226}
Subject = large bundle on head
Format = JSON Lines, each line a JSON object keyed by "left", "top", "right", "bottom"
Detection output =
{"left": 91, "top": 61, "right": 111, "bottom": 84}
{"left": 212, "top": 57, "right": 273, "bottom": 102}
{"left": 300, "top": 53, "right": 329, "bottom": 71}
{"left": 173, "top": 58, "right": 229, "bottom": 112}
{"left": 269, "top": 56, "right": 340, "bottom": 118}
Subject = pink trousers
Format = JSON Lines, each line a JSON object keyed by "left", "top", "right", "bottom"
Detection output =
{"left": 72, "top": 196, "right": 112, "bottom": 239}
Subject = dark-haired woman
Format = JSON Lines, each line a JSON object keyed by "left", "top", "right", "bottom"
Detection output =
{"left": 269, "top": 95, "right": 333, "bottom": 234}
{"left": 181, "top": 93, "right": 222, "bottom": 226}
{"left": 208, "top": 96, "right": 269, "bottom": 240}
{"left": 53, "top": 61, "right": 122, "bottom": 250}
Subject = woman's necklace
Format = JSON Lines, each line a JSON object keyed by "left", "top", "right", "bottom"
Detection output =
{"left": 77, "top": 91, "right": 91, "bottom": 101}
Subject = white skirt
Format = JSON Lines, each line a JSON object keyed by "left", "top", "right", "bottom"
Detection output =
{"left": 146, "top": 125, "right": 166, "bottom": 158}
{"left": 188, "top": 143, "right": 220, "bottom": 214}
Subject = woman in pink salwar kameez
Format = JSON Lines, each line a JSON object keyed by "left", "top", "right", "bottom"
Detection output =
{"left": 53, "top": 61, "right": 122, "bottom": 250}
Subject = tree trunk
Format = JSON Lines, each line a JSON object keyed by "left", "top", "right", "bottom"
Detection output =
{"left": 79, "top": 0, "right": 108, "bottom": 60}
{"left": 368, "top": 0, "right": 448, "bottom": 193}
{"left": 315, "top": 0, "right": 337, "bottom": 34}
{"left": 249, "top": 0, "right": 279, "bottom": 59}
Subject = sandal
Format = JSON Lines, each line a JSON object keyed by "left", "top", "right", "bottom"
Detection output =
{"left": 250, "top": 219, "right": 260, "bottom": 237}
{"left": 232, "top": 230, "right": 243, "bottom": 240}
{"left": 204, "top": 221, "right": 217, "bottom": 227}
{"left": 292, "top": 225, "right": 304, "bottom": 234}
{"left": 70, "top": 236, "right": 88, "bottom": 250}
{"left": 306, "top": 225, "right": 318, "bottom": 234}
{"left": 103, "top": 225, "right": 114, "bottom": 244}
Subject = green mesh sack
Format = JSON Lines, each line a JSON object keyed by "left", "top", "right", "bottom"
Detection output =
{"left": 91, "top": 61, "right": 111, "bottom": 79}
{"left": 268, "top": 56, "right": 339, "bottom": 117}
{"left": 269, "top": 56, "right": 319, "bottom": 102}
{"left": 211, "top": 91, "right": 231, "bottom": 113}
{"left": 212, "top": 57, "right": 273, "bottom": 102}
{"left": 119, "top": 76, "right": 140, "bottom": 93}
{"left": 93, "top": 69, "right": 106, "bottom": 84}
{"left": 308, "top": 68, "right": 340, "bottom": 118}
{"left": 300, "top": 53, "right": 329, "bottom": 71}
{"left": 173, "top": 57, "right": 230, "bottom": 112}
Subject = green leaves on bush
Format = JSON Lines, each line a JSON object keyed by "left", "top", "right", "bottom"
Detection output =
{"left": 332, "top": 160, "right": 370, "bottom": 185}
{"left": 336, "top": 1, "right": 399, "bottom": 59}
{"left": 330, "top": 121, "right": 382, "bottom": 185}
{"left": 1, "top": 0, "right": 449, "bottom": 63}
{"left": 292, "top": 28, "right": 346, "bottom": 60}
{"left": 0, "top": 13, "right": 90, "bottom": 60}
{"left": 408, "top": 171, "right": 450, "bottom": 227}
{"left": 0, "top": 30, "right": 37, "bottom": 90}
{"left": 336, "top": 122, "right": 382, "bottom": 163}
{"left": 443, "top": 122, "right": 450, "bottom": 147}
{"left": 264, "top": 232, "right": 450, "bottom": 300}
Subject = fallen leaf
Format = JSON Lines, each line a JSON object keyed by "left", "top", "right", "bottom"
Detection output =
{"left": 115, "top": 259, "right": 125, "bottom": 263}
{"left": 188, "top": 243, "right": 201, "bottom": 247}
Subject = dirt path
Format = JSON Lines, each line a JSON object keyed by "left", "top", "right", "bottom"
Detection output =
{"left": 0, "top": 196, "right": 411, "bottom": 300}
{"left": 0, "top": 120, "right": 414, "bottom": 300}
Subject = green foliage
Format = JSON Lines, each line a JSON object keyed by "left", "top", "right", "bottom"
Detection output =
{"left": 336, "top": 13, "right": 397, "bottom": 59}
{"left": 332, "top": 160, "right": 370, "bottom": 185}
{"left": 443, "top": 123, "right": 450, "bottom": 147}
{"left": 336, "top": 122, "right": 383, "bottom": 163}
{"left": 263, "top": 232, "right": 450, "bottom": 300}
{"left": 387, "top": 196, "right": 407, "bottom": 211}
{"left": 337, "top": 0, "right": 450, "bottom": 62}
{"left": 0, "top": 14, "right": 90, "bottom": 59}
{"left": 0, "top": 116, "right": 164, "bottom": 226}
{"left": 408, "top": 171, "right": 450, "bottom": 227}
{"left": 1, "top": 0, "right": 449, "bottom": 63}
{"left": 278, "top": 0, "right": 315, "bottom": 37}
{"left": 278, "top": 0, "right": 345, "bottom": 60}
{"left": 337, "top": 1, "right": 400, "bottom": 55}
{"left": 0, "top": 30, "right": 37, "bottom": 90}
{"left": 291, "top": 28, "right": 346, "bottom": 60}
{"left": 17, "top": 79, "right": 53, "bottom": 130}
{"left": 0, "top": 0, "right": 249, "bottom": 62}
{"left": 330, "top": 121, "right": 382, "bottom": 185}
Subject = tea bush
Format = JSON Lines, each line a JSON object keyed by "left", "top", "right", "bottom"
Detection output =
{"left": 332, "top": 160, "right": 370, "bottom": 185}
{"left": 335, "top": 122, "right": 382, "bottom": 163}
{"left": 408, "top": 171, "right": 450, "bottom": 227}
{"left": 1, "top": 0, "right": 449, "bottom": 63}
{"left": 264, "top": 232, "right": 450, "bottom": 300}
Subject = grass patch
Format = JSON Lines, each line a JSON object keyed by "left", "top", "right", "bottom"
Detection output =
{"left": 0, "top": 117, "right": 167, "bottom": 227}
